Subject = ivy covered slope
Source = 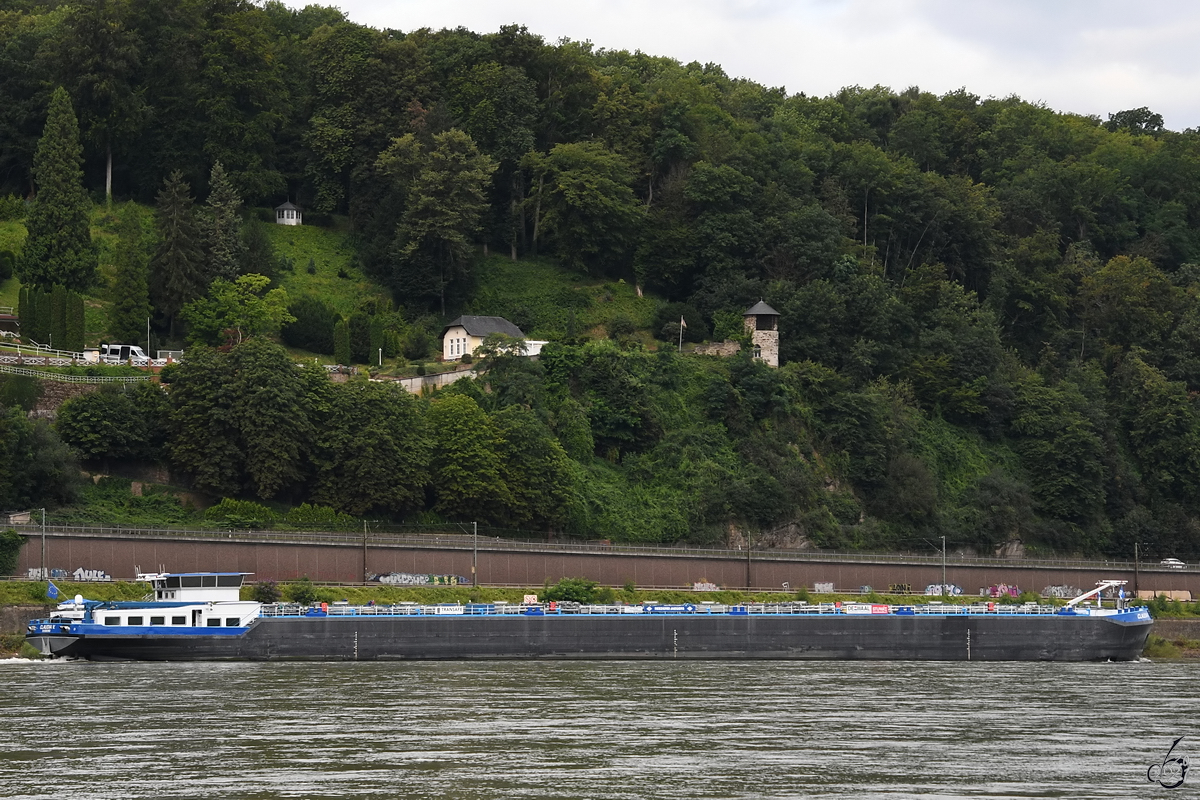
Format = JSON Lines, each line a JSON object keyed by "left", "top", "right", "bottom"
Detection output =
{"left": 5, "top": 4, "right": 1200, "bottom": 558}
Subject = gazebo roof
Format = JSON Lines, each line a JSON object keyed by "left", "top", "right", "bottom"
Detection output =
{"left": 744, "top": 300, "right": 779, "bottom": 316}
{"left": 275, "top": 201, "right": 300, "bottom": 211}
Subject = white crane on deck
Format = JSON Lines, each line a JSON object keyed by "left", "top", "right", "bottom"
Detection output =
{"left": 1066, "top": 580, "right": 1129, "bottom": 609}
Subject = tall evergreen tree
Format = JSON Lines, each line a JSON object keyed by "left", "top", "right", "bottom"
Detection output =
{"left": 150, "top": 171, "right": 206, "bottom": 335}
{"left": 202, "top": 161, "right": 246, "bottom": 281}
{"left": 65, "top": 290, "right": 85, "bottom": 352}
{"left": 333, "top": 318, "right": 351, "bottom": 365}
{"left": 49, "top": 284, "right": 66, "bottom": 348}
{"left": 35, "top": 290, "right": 51, "bottom": 346}
{"left": 108, "top": 209, "right": 151, "bottom": 347}
{"left": 16, "top": 87, "right": 96, "bottom": 291}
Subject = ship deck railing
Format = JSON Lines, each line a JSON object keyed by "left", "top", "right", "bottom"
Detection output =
{"left": 257, "top": 601, "right": 1073, "bottom": 618}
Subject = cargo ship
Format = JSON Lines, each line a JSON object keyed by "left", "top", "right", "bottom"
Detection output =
{"left": 26, "top": 573, "right": 1153, "bottom": 662}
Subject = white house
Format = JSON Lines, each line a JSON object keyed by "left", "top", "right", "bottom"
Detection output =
{"left": 274, "top": 201, "right": 302, "bottom": 226}
{"left": 441, "top": 315, "right": 547, "bottom": 361}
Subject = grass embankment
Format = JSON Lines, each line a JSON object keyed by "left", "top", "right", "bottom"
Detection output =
{"left": 0, "top": 579, "right": 1052, "bottom": 609}
{"left": 0, "top": 576, "right": 1033, "bottom": 607}
{"left": 262, "top": 218, "right": 383, "bottom": 318}
{"left": 1143, "top": 635, "right": 1200, "bottom": 659}
{"left": 469, "top": 253, "right": 657, "bottom": 341}
{"left": 0, "top": 208, "right": 124, "bottom": 346}
{"left": 0, "top": 219, "right": 26, "bottom": 312}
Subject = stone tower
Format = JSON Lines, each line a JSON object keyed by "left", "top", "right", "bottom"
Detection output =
{"left": 743, "top": 300, "right": 780, "bottom": 367}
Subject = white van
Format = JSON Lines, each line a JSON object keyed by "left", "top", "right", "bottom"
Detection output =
{"left": 98, "top": 343, "right": 149, "bottom": 364}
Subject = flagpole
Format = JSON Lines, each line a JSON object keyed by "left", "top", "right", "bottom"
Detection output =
{"left": 678, "top": 316, "right": 684, "bottom": 352}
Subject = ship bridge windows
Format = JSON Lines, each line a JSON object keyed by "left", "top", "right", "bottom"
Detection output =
{"left": 217, "top": 575, "right": 241, "bottom": 587}
{"left": 225, "top": 617, "right": 241, "bottom": 626}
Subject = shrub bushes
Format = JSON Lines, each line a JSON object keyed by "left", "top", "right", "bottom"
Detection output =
{"left": 0, "top": 530, "right": 25, "bottom": 576}
{"left": 281, "top": 295, "right": 338, "bottom": 355}
{"left": 283, "top": 503, "right": 355, "bottom": 529}
{"left": 204, "top": 498, "right": 280, "bottom": 528}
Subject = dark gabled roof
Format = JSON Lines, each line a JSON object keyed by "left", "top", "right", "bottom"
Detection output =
{"left": 744, "top": 300, "right": 779, "bottom": 316}
{"left": 442, "top": 315, "right": 525, "bottom": 338}
{"left": 275, "top": 201, "right": 300, "bottom": 211}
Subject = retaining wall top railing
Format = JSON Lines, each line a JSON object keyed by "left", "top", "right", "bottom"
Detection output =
{"left": 8, "top": 522, "right": 1174, "bottom": 574}
{"left": 0, "top": 342, "right": 86, "bottom": 360}
{"left": 0, "top": 364, "right": 154, "bottom": 383}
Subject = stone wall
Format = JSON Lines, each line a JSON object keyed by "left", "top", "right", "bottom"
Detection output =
{"left": 30, "top": 381, "right": 99, "bottom": 419}
{"left": 752, "top": 329, "right": 779, "bottom": 367}
{"left": 1, "top": 605, "right": 49, "bottom": 635}
{"left": 693, "top": 341, "right": 741, "bottom": 357}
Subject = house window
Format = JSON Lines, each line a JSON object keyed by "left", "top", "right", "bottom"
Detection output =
{"left": 752, "top": 345, "right": 762, "bottom": 359}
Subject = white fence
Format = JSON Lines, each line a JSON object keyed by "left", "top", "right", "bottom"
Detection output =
{"left": 0, "top": 364, "right": 153, "bottom": 383}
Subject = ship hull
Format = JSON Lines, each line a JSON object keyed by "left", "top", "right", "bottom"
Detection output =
{"left": 38, "top": 612, "right": 1153, "bottom": 662}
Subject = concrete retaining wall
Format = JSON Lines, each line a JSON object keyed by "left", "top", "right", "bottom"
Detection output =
{"left": 13, "top": 532, "right": 1200, "bottom": 598}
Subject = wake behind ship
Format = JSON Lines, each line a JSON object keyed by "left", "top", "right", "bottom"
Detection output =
{"left": 27, "top": 573, "right": 1152, "bottom": 662}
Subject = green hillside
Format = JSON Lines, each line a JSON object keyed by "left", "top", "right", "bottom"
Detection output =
{"left": 7, "top": 3, "right": 1200, "bottom": 560}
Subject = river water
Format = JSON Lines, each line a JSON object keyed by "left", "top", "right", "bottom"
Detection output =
{"left": 0, "top": 659, "right": 1195, "bottom": 799}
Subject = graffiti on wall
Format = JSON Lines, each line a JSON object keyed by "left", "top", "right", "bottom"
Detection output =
{"left": 370, "top": 572, "right": 468, "bottom": 586}
{"left": 26, "top": 567, "right": 112, "bottom": 581}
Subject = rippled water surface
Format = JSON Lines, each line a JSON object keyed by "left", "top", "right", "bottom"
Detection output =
{"left": 1, "top": 659, "right": 1197, "bottom": 799}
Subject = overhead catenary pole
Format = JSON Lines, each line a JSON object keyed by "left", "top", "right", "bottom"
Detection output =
{"left": 473, "top": 521, "right": 478, "bottom": 586}
{"left": 40, "top": 508, "right": 46, "bottom": 581}
{"left": 1134, "top": 542, "right": 1140, "bottom": 596}
{"left": 941, "top": 536, "right": 947, "bottom": 597}
{"left": 746, "top": 529, "right": 752, "bottom": 589}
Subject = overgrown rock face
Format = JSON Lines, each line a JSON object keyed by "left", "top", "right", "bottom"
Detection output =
{"left": 995, "top": 540, "right": 1025, "bottom": 558}
{"left": 30, "top": 382, "right": 98, "bottom": 419}
{"left": 727, "top": 523, "right": 813, "bottom": 551}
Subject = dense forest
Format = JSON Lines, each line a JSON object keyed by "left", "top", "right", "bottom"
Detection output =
{"left": 4, "top": 0, "right": 1200, "bottom": 559}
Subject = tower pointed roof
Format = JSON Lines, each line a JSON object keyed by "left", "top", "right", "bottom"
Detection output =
{"left": 744, "top": 300, "right": 779, "bottom": 316}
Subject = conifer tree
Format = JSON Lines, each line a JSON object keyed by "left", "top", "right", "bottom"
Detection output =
{"left": 49, "top": 285, "right": 66, "bottom": 348}
{"left": 109, "top": 210, "right": 151, "bottom": 347}
{"left": 66, "top": 291, "right": 84, "bottom": 352}
{"left": 333, "top": 318, "right": 351, "bottom": 366}
{"left": 150, "top": 171, "right": 206, "bottom": 335}
{"left": 202, "top": 162, "right": 245, "bottom": 281}
{"left": 17, "top": 87, "right": 96, "bottom": 291}
{"left": 36, "top": 290, "right": 52, "bottom": 345}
